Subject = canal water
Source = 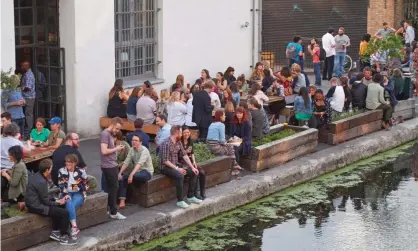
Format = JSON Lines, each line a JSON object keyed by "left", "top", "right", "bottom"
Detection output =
{"left": 134, "top": 142, "right": 418, "bottom": 251}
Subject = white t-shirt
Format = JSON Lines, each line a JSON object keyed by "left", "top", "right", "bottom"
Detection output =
{"left": 209, "top": 92, "right": 221, "bottom": 109}
{"left": 322, "top": 33, "right": 336, "bottom": 57}
{"left": 167, "top": 101, "right": 187, "bottom": 126}
{"left": 1, "top": 137, "right": 24, "bottom": 169}
{"left": 185, "top": 98, "right": 197, "bottom": 127}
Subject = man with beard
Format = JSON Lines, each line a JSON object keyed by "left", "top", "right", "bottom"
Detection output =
{"left": 51, "top": 132, "right": 87, "bottom": 186}
{"left": 334, "top": 27, "right": 350, "bottom": 77}
{"left": 100, "top": 117, "right": 126, "bottom": 219}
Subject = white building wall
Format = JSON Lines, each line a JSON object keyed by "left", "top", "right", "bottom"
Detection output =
{"left": 0, "top": 0, "right": 16, "bottom": 72}
{"left": 154, "top": 0, "right": 261, "bottom": 93}
{"left": 60, "top": 0, "right": 115, "bottom": 137}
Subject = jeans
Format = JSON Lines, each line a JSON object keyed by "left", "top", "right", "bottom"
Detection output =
{"left": 65, "top": 192, "right": 84, "bottom": 221}
{"left": 313, "top": 62, "right": 321, "bottom": 85}
{"left": 12, "top": 118, "right": 25, "bottom": 139}
{"left": 298, "top": 59, "right": 305, "bottom": 71}
{"left": 323, "top": 55, "right": 335, "bottom": 80}
{"left": 24, "top": 98, "right": 35, "bottom": 136}
{"left": 118, "top": 170, "right": 152, "bottom": 199}
{"left": 161, "top": 166, "right": 197, "bottom": 201}
{"left": 334, "top": 52, "right": 346, "bottom": 77}
{"left": 48, "top": 206, "right": 70, "bottom": 235}
{"left": 101, "top": 167, "right": 119, "bottom": 215}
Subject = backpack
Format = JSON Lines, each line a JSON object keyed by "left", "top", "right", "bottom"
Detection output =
{"left": 319, "top": 48, "right": 326, "bottom": 61}
{"left": 286, "top": 43, "right": 297, "bottom": 59}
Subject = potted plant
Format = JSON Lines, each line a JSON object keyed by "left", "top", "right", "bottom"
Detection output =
{"left": 1, "top": 68, "right": 23, "bottom": 112}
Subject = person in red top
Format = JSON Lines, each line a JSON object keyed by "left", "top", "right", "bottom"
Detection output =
{"left": 308, "top": 38, "right": 321, "bottom": 86}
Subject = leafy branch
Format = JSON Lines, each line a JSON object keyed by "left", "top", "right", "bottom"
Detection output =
{"left": 1, "top": 68, "right": 21, "bottom": 91}
{"left": 361, "top": 34, "right": 404, "bottom": 63}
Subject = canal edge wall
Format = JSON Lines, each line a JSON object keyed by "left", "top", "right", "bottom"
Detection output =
{"left": 28, "top": 118, "right": 418, "bottom": 251}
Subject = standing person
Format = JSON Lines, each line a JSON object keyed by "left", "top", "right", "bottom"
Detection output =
{"left": 158, "top": 125, "right": 201, "bottom": 208}
{"left": 375, "top": 22, "right": 396, "bottom": 39}
{"left": 224, "top": 67, "right": 236, "bottom": 86}
{"left": 57, "top": 154, "right": 88, "bottom": 238}
{"left": 126, "top": 118, "right": 149, "bottom": 148}
{"left": 180, "top": 126, "right": 206, "bottom": 200}
{"left": 136, "top": 88, "right": 157, "bottom": 125}
{"left": 326, "top": 77, "right": 345, "bottom": 114}
{"left": 308, "top": 38, "right": 322, "bottom": 86}
{"left": 334, "top": 27, "right": 351, "bottom": 77}
{"left": 25, "top": 159, "right": 78, "bottom": 245}
{"left": 322, "top": 28, "right": 336, "bottom": 80}
{"left": 286, "top": 36, "right": 303, "bottom": 67}
{"left": 185, "top": 90, "right": 198, "bottom": 129}
{"left": 1, "top": 88, "right": 25, "bottom": 139}
{"left": 167, "top": 91, "right": 187, "bottom": 126}
{"left": 402, "top": 20, "right": 416, "bottom": 47}
{"left": 359, "top": 34, "right": 372, "bottom": 72}
{"left": 366, "top": 73, "right": 393, "bottom": 129}
{"left": 52, "top": 133, "right": 87, "bottom": 186}
{"left": 42, "top": 117, "right": 65, "bottom": 150}
{"left": 20, "top": 61, "right": 36, "bottom": 137}
{"left": 107, "top": 79, "right": 128, "bottom": 118}
{"left": 118, "top": 134, "right": 153, "bottom": 209}
{"left": 192, "top": 80, "right": 215, "bottom": 140}
{"left": 100, "top": 117, "right": 126, "bottom": 220}
{"left": 155, "top": 114, "right": 171, "bottom": 148}
{"left": 362, "top": 67, "right": 374, "bottom": 86}
{"left": 126, "top": 87, "right": 143, "bottom": 122}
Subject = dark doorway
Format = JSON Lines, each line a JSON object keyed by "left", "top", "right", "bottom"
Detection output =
{"left": 14, "top": 0, "right": 66, "bottom": 131}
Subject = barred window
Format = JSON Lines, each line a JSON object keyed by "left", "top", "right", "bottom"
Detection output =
{"left": 115, "top": 0, "right": 157, "bottom": 80}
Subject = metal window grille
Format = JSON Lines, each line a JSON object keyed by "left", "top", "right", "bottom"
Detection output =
{"left": 114, "top": 0, "right": 157, "bottom": 80}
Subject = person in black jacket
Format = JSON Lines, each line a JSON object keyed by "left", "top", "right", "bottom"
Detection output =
{"left": 25, "top": 159, "right": 78, "bottom": 246}
{"left": 350, "top": 73, "right": 368, "bottom": 110}
{"left": 192, "top": 80, "right": 215, "bottom": 140}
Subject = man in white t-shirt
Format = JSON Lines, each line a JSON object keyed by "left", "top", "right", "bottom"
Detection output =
{"left": 322, "top": 28, "right": 336, "bottom": 81}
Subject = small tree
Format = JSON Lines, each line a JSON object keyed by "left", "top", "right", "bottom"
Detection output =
{"left": 1, "top": 68, "right": 21, "bottom": 91}
{"left": 361, "top": 35, "right": 404, "bottom": 69}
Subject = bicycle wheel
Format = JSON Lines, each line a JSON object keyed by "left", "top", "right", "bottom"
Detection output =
{"left": 344, "top": 55, "right": 353, "bottom": 73}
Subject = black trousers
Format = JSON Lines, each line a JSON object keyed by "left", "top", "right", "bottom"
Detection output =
{"left": 1, "top": 176, "right": 8, "bottom": 200}
{"left": 194, "top": 166, "right": 206, "bottom": 197}
{"left": 161, "top": 166, "right": 197, "bottom": 201}
{"left": 198, "top": 125, "right": 209, "bottom": 140}
{"left": 101, "top": 167, "right": 119, "bottom": 215}
{"left": 323, "top": 55, "right": 335, "bottom": 80}
{"left": 48, "top": 206, "right": 70, "bottom": 235}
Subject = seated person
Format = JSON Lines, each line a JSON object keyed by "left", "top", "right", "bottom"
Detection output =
{"left": 312, "top": 90, "right": 332, "bottom": 129}
{"left": 1, "top": 146, "right": 28, "bottom": 208}
{"left": 207, "top": 111, "right": 241, "bottom": 171}
{"left": 30, "top": 117, "right": 50, "bottom": 145}
{"left": 1, "top": 124, "right": 30, "bottom": 170}
{"left": 230, "top": 107, "right": 252, "bottom": 162}
{"left": 362, "top": 67, "right": 374, "bottom": 86}
{"left": 1, "top": 112, "right": 12, "bottom": 134}
{"left": 366, "top": 73, "right": 393, "bottom": 129}
{"left": 155, "top": 114, "right": 171, "bottom": 148}
{"left": 107, "top": 79, "right": 128, "bottom": 118}
{"left": 291, "top": 63, "right": 306, "bottom": 93}
{"left": 180, "top": 126, "right": 206, "bottom": 200}
{"left": 350, "top": 73, "right": 368, "bottom": 110}
{"left": 158, "top": 125, "right": 201, "bottom": 209}
{"left": 126, "top": 118, "right": 150, "bottom": 148}
{"left": 326, "top": 78, "right": 345, "bottom": 114}
{"left": 126, "top": 87, "right": 143, "bottom": 122}
{"left": 143, "top": 80, "right": 159, "bottom": 102}
{"left": 340, "top": 77, "right": 352, "bottom": 112}
{"left": 118, "top": 134, "right": 153, "bottom": 209}
{"left": 247, "top": 98, "right": 264, "bottom": 139}
{"left": 136, "top": 88, "right": 157, "bottom": 125}
{"left": 42, "top": 117, "right": 65, "bottom": 150}
{"left": 294, "top": 87, "right": 314, "bottom": 127}
{"left": 390, "top": 68, "right": 406, "bottom": 100}
{"left": 57, "top": 154, "right": 88, "bottom": 239}
{"left": 381, "top": 72, "right": 398, "bottom": 107}
{"left": 167, "top": 91, "right": 187, "bottom": 126}
{"left": 224, "top": 102, "right": 235, "bottom": 138}
{"left": 25, "top": 159, "right": 78, "bottom": 245}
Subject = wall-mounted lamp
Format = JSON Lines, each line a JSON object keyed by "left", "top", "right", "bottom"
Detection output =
{"left": 241, "top": 22, "right": 250, "bottom": 28}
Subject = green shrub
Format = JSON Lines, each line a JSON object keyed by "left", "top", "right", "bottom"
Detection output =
{"left": 332, "top": 110, "right": 362, "bottom": 122}
{"left": 1, "top": 206, "right": 25, "bottom": 219}
{"left": 253, "top": 129, "right": 297, "bottom": 147}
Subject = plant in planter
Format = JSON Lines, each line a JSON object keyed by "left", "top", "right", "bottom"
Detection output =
{"left": 332, "top": 109, "right": 362, "bottom": 122}
{"left": 253, "top": 129, "right": 297, "bottom": 147}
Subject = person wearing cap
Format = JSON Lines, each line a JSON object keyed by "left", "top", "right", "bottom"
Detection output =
{"left": 42, "top": 117, "right": 65, "bottom": 149}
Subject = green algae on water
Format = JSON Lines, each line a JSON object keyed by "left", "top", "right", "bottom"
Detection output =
{"left": 132, "top": 140, "right": 417, "bottom": 251}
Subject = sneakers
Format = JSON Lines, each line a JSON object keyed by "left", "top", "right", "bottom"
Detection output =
{"left": 59, "top": 235, "right": 79, "bottom": 246}
{"left": 176, "top": 201, "right": 190, "bottom": 208}
{"left": 70, "top": 226, "right": 80, "bottom": 237}
{"left": 187, "top": 197, "right": 203, "bottom": 204}
{"left": 49, "top": 231, "right": 61, "bottom": 241}
{"left": 109, "top": 212, "right": 126, "bottom": 220}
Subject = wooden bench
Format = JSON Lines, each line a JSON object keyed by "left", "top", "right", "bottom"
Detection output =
{"left": 1, "top": 192, "right": 108, "bottom": 251}
{"left": 393, "top": 98, "right": 416, "bottom": 120}
{"left": 318, "top": 110, "right": 383, "bottom": 145}
{"left": 127, "top": 156, "right": 233, "bottom": 207}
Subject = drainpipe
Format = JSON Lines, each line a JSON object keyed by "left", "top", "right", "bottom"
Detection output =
{"left": 258, "top": 0, "right": 262, "bottom": 64}
{"left": 251, "top": 0, "right": 256, "bottom": 68}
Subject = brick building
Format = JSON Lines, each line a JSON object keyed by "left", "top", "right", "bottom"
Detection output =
{"left": 367, "top": 0, "right": 405, "bottom": 34}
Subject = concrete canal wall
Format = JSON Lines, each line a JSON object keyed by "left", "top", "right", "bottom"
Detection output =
{"left": 29, "top": 118, "right": 418, "bottom": 251}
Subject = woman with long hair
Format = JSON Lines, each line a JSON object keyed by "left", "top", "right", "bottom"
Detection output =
{"left": 293, "top": 87, "right": 313, "bottom": 127}
{"left": 181, "top": 126, "right": 206, "bottom": 199}
{"left": 291, "top": 63, "right": 306, "bottom": 94}
{"left": 224, "top": 66, "right": 236, "bottom": 85}
{"left": 262, "top": 68, "right": 274, "bottom": 92}
{"left": 107, "top": 79, "right": 128, "bottom": 118}
{"left": 230, "top": 107, "right": 252, "bottom": 162}
{"left": 207, "top": 111, "right": 242, "bottom": 172}
{"left": 167, "top": 91, "right": 187, "bottom": 126}
{"left": 126, "top": 87, "right": 143, "bottom": 122}
{"left": 216, "top": 72, "right": 228, "bottom": 92}
{"left": 224, "top": 101, "right": 235, "bottom": 137}
{"left": 229, "top": 81, "right": 240, "bottom": 105}
{"left": 156, "top": 89, "right": 170, "bottom": 117}
{"left": 247, "top": 98, "right": 264, "bottom": 139}
{"left": 200, "top": 69, "right": 211, "bottom": 82}
{"left": 248, "top": 84, "right": 270, "bottom": 133}
{"left": 236, "top": 74, "right": 249, "bottom": 93}
{"left": 312, "top": 89, "right": 332, "bottom": 128}
{"left": 221, "top": 88, "right": 233, "bottom": 108}
{"left": 250, "top": 62, "right": 265, "bottom": 84}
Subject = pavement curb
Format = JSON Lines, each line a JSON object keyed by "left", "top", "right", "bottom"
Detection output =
{"left": 27, "top": 118, "right": 418, "bottom": 251}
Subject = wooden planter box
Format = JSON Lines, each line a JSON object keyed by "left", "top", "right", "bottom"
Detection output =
{"left": 1, "top": 192, "right": 108, "bottom": 251}
{"left": 393, "top": 98, "right": 416, "bottom": 120}
{"left": 241, "top": 125, "right": 318, "bottom": 172}
{"left": 128, "top": 156, "right": 233, "bottom": 208}
{"left": 318, "top": 110, "right": 383, "bottom": 145}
